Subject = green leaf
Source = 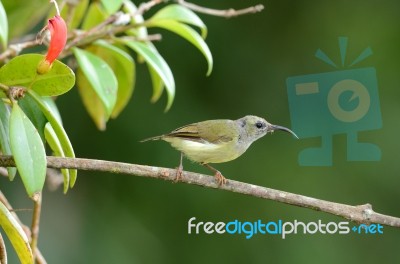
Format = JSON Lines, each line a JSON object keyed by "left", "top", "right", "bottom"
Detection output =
{"left": 148, "top": 65, "right": 164, "bottom": 103}
{"left": 147, "top": 19, "right": 213, "bottom": 76}
{"left": 0, "top": 201, "right": 33, "bottom": 264}
{"left": 89, "top": 41, "right": 135, "bottom": 119}
{"left": 0, "top": 101, "right": 16, "bottom": 180}
{"left": 0, "top": 0, "right": 8, "bottom": 51}
{"left": 19, "top": 95, "right": 47, "bottom": 143}
{"left": 125, "top": 41, "right": 175, "bottom": 110}
{"left": 81, "top": 2, "right": 107, "bottom": 30}
{"left": 0, "top": 54, "right": 75, "bottom": 96}
{"left": 150, "top": 4, "right": 207, "bottom": 38}
{"left": 101, "top": 0, "right": 123, "bottom": 14}
{"left": 2, "top": 0, "right": 47, "bottom": 40}
{"left": 61, "top": 0, "right": 89, "bottom": 30}
{"left": 28, "top": 90, "right": 77, "bottom": 188}
{"left": 76, "top": 69, "right": 108, "bottom": 130}
{"left": 41, "top": 97, "right": 62, "bottom": 125}
{"left": 73, "top": 48, "right": 118, "bottom": 119}
{"left": 9, "top": 104, "right": 46, "bottom": 197}
{"left": 44, "top": 123, "right": 70, "bottom": 193}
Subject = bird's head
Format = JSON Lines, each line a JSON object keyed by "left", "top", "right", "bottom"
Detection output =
{"left": 238, "top": 115, "right": 298, "bottom": 143}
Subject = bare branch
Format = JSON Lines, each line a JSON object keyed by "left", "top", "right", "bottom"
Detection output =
{"left": 0, "top": 40, "right": 39, "bottom": 62}
{"left": 0, "top": 232, "right": 6, "bottom": 264}
{"left": 0, "top": 155, "right": 399, "bottom": 228}
{"left": 176, "top": 0, "right": 264, "bottom": 18}
{"left": 30, "top": 193, "right": 42, "bottom": 262}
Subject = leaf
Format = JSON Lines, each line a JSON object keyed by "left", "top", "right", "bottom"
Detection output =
{"left": 150, "top": 4, "right": 207, "bottom": 38}
{"left": 41, "top": 97, "right": 62, "bottom": 125}
{"left": 0, "top": 101, "right": 16, "bottom": 180}
{"left": 73, "top": 48, "right": 118, "bottom": 118}
{"left": 89, "top": 41, "right": 135, "bottom": 119}
{"left": 60, "top": 0, "right": 89, "bottom": 30}
{"left": 19, "top": 95, "right": 47, "bottom": 143}
{"left": 0, "top": 0, "right": 8, "bottom": 51}
{"left": 0, "top": 54, "right": 75, "bottom": 96}
{"left": 76, "top": 69, "right": 108, "bottom": 130}
{"left": 100, "top": 0, "right": 123, "bottom": 15}
{"left": 148, "top": 65, "right": 164, "bottom": 103}
{"left": 44, "top": 123, "right": 69, "bottom": 193}
{"left": 147, "top": 19, "right": 213, "bottom": 76}
{"left": 81, "top": 2, "right": 107, "bottom": 30}
{"left": 28, "top": 90, "right": 77, "bottom": 188}
{"left": 0, "top": 201, "right": 33, "bottom": 264}
{"left": 1, "top": 0, "right": 48, "bottom": 40}
{"left": 125, "top": 41, "right": 175, "bottom": 110}
{"left": 9, "top": 104, "right": 46, "bottom": 197}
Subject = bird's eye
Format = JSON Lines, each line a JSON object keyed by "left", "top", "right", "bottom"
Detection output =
{"left": 255, "top": 122, "right": 264, "bottom": 129}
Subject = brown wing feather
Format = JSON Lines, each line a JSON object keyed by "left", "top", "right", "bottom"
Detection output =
{"left": 164, "top": 124, "right": 204, "bottom": 142}
{"left": 167, "top": 120, "right": 236, "bottom": 144}
{"left": 143, "top": 119, "right": 237, "bottom": 144}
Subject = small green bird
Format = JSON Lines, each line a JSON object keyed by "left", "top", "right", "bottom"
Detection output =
{"left": 142, "top": 115, "right": 298, "bottom": 185}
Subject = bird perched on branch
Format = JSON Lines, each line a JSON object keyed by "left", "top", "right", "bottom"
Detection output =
{"left": 142, "top": 115, "right": 298, "bottom": 186}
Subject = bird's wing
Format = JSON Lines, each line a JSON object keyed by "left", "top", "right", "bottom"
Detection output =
{"left": 165, "top": 120, "right": 235, "bottom": 144}
{"left": 165, "top": 124, "right": 204, "bottom": 142}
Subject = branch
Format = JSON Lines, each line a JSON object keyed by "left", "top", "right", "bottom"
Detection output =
{"left": 176, "top": 0, "right": 264, "bottom": 18}
{"left": 0, "top": 39, "right": 38, "bottom": 62}
{"left": 0, "top": 155, "right": 399, "bottom": 228}
{"left": 30, "top": 193, "right": 42, "bottom": 262}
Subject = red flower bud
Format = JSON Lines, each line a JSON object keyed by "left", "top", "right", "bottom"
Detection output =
{"left": 37, "top": 15, "right": 67, "bottom": 74}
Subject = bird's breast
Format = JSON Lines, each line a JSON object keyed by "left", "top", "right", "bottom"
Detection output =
{"left": 164, "top": 138, "right": 245, "bottom": 164}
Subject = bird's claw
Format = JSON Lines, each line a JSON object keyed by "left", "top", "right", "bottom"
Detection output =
{"left": 215, "top": 171, "right": 227, "bottom": 186}
{"left": 174, "top": 165, "right": 183, "bottom": 183}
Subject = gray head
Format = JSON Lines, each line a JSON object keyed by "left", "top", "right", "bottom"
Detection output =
{"left": 236, "top": 115, "right": 298, "bottom": 144}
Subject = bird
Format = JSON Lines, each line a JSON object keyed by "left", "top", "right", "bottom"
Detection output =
{"left": 142, "top": 115, "right": 298, "bottom": 185}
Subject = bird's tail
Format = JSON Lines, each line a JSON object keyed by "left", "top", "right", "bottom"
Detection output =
{"left": 140, "top": 135, "right": 163, "bottom": 142}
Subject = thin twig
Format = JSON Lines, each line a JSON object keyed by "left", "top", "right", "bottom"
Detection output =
{"left": 0, "top": 232, "right": 6, "bottom": 264}
{"left": 30, "top": 193, "right": 42, "bottom": 262}
{"left": 137, "top": 0, "right": 164, "bottom": 15}
{"left": 35, "top": 249, "right": 48, "bottom": 264}
{"left": 1, "top": 155, "right": 399, "bottom": 228}
{"left": 176, "top": 0, "right": 264, "bottom": 18}
{"left": 0, "top": 40, "right": 39, "bottom": 62}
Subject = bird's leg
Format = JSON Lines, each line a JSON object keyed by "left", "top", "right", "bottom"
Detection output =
{"left": 175, "top": 152, "right": 184, "bottom": 182}
{"left": 201, "top": 163, "right": 227, "bottom": 186}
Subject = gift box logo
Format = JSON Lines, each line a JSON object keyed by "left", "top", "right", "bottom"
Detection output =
{"left": 286, "top": 37, "right": 382, "bottom": 166}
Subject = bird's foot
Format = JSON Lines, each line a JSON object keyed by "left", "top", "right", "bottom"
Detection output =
{"left": 215, "top": 171, "right": 227, "bottom": 186}
{"left": 174, "top": 164, "right": 183, "bottom": 183}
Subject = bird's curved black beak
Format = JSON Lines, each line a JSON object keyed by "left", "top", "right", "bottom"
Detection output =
{"left": 269, "top": 124, "right": 299, "bottom": 139}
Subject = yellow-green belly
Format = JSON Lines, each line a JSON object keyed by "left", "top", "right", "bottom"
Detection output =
{"left": 164, "top": 138, "right": 243, "bottom": 164}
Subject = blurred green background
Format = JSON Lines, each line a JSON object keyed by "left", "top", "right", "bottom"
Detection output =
{"left": 2, "top": 0, "right": 400, "bottom": 263}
